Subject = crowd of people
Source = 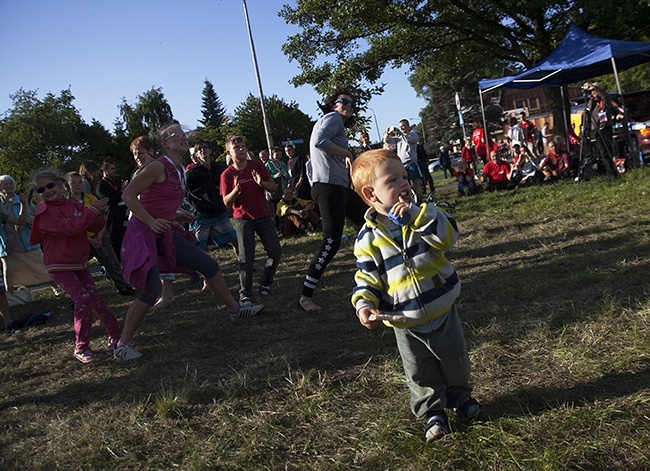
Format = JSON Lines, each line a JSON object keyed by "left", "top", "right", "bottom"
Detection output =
{"left": 8, "top": 84, "right": 631, "bottom": 442}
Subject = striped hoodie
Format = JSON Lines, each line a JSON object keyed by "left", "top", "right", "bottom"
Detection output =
{"left": 351, "top": 203, "right": 461, "bottom": 329}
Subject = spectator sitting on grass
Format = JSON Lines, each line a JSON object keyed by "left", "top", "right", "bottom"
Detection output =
{"left": 481, "top": 150, "right": 516, "bottom": 191}
{"left": 510, "top": 146, "right": 543, "bottom": 186}
{"left": 456, "top": 160, "right": 478, "bottom": 197}
{"left": 539, "top": 142, "right": 570, "bottom": 180}
{"left": 276, "top": 187, "right": 321, "bottom": 237}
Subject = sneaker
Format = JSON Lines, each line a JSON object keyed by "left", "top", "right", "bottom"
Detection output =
{"left": 188, "top": 273, "right": 200, "bottom": 284}
{"left": 118, "top": 286, "right": 136, "bottom": 296}
{"left": 73, "top": 349, "right": 96, "bottom": 363}
{"left": 424, "top": 411, "right": 450, "bottom": 442}
{"left": 106, "top": 337, "right": 119, "bottom": 352}
{"left": 114, "top": 344, "right": 142, "bottom": 361}
{"left": 230, "top": 302, "right": 265, "bottom": 321}
{"left": 151, "top": 297, "right": 175, "bottom": 310}
{"left": 259, "top": 285, "right": 271, "bottom": 296}
{"left": 239, "top": 296, "right": 253, "bottom": 307}
{"left": 456, "top": 397, "right": 481, "bottom": 421}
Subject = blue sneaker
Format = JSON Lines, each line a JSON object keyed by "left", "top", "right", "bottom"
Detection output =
{"left": 424, "top": 411, "right": 449, "bottom": 442}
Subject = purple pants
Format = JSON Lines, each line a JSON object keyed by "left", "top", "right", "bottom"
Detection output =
{"left": 49, "top": 269, "right": 121, "bottom": 352}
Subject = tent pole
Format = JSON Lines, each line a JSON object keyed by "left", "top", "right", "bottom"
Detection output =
{"left": 479, "top": 89, "right": 488, "bottom": 144}
{"left": 611, "top": 57, "right": 623, "bottom": 96}
{"left": 560, "top": 85, "right": 570, "bottom": 148}
{"left": 610, "top": 57, "right": 627, "bottom": 110}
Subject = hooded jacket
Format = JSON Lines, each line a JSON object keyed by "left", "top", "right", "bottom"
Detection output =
{"left": 29, "top": 198, "right": 104, "bottom": 272}
{"left": 351, "top": 203, "right": 461, "bottom": 329}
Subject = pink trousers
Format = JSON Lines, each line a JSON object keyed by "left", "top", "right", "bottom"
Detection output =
{"left": 49, "top": 269, "right": 121, "bottom": 352}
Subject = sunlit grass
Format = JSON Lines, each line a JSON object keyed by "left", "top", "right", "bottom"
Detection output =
{"left": 1, "top": 168, "right": 649, "bottom": 469}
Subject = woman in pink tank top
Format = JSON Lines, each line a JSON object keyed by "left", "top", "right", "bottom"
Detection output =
{"left": 114, "top": 123, "right": 264, "bottom": 361}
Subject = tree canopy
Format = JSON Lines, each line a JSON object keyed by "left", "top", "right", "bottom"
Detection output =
{"left": 118, "top": 87, "right": 174, "bottom": 140}
{"left": 0, "top": 89, "right": 87, "bottom": 183}
{"left": 232, "top": 94, "right": 315, "bottom": 155}
{"left": 280, "top": 0, "right": 650, "bottom": 143}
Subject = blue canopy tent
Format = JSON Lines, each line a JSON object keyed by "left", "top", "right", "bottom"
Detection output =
{"left": 478, "top": 25, "right": 650, "bottom": 140}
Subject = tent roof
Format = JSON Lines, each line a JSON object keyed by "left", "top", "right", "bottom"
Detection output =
{"left": 479, "top": 25, "right": 650, "bottom": 92}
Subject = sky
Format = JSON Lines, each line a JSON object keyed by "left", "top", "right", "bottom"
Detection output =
{"left": 0, "top": 0, "right": 428, "bottom": 145}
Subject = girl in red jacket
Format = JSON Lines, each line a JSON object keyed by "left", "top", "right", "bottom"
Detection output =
{"left": 29, "top": 169, "right": 122, "bottom": 363}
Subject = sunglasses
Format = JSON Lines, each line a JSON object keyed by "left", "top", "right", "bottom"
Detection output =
{"left": 36, "top": 181, "right": 57, "bottom": 194}
{"left": 164, "top": 132, "right": 188, "bottom": 141}
{"left": 334, "top": 98, "right": 355, "bottom": 108}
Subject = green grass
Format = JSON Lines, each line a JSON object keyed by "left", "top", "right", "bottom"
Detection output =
{"left": 1, "top": 169, "right": 649, "bottom": 469}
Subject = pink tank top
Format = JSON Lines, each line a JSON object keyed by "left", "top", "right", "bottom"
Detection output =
{"left": 139, "top": 156, "right": 185, "bottom": 221}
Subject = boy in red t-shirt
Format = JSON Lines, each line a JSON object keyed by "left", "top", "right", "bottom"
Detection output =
{"left": 221, "top": 136, "right": 282, "bottom": 302}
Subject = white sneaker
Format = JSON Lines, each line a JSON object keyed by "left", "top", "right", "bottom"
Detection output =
{"left": 114, "top": 344, "right": 142, "bottom": 361}
{"left": 230, "top": 302, "right": 264, "bottom": 321}
{"left": 151, "top": 298, "right": 175, "bottom": 310}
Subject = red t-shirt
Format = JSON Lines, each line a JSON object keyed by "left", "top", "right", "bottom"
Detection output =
{"left": 461, "top": 145, "right": 477, "bottom": 163}
{"left": 483, "top": 160, "right": 511, "bottom": 183}
{"left": 471, "top": 128, "right": 486, "bottom": 156}
{"left": 521, "top": 119, "right": 536, "bottom": 142}
{"left": 220, "top": 160, "right": 272, "bottom": 220}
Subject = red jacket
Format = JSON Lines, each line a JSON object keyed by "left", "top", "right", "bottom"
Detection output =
{"left": 29, "top": 198, "right": 105, "bottom": 272}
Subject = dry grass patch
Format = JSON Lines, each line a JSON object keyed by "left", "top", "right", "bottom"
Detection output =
{"left": 1, "top": 169, "right": 649, "bottom": 469}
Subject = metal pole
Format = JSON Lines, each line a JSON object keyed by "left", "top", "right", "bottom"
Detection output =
{"left": 367, "top": 107, "right": 382, "bottom": 143}
{"left": 242, "top": 0, "right": 273, "bottom": 150}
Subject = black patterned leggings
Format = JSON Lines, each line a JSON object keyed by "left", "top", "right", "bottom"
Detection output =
{"left": 301, "top": 182, "right": 366, "bottom": 298}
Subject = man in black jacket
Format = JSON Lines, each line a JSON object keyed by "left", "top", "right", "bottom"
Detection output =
{"left": 186, "top": 141, "right": 238, "bottom": 257}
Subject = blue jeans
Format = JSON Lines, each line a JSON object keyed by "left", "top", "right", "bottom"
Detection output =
{"left": 190, "top": 212, "right": 237, "bottom": 251}
{"left": 234, "top": 216, "right": 282, "bottom": 298}
{"left": 393, "top": 304, "right": 473, "bottom": 417}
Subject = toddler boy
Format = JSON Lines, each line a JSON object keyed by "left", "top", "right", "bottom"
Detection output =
{"left": 350, "top": 149, "right": 480, "bottom": 442}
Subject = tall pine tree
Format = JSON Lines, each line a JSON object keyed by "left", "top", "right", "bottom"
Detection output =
{"left": 200, "top": 80, "right": 226, "bottom": 128}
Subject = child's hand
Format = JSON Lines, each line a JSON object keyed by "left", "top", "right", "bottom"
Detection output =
{"left": 357, "top": 306, "right": 383, "bottom": 330}
{"left": 390, "top": 195, "right": 410, "bottom": 219}
{"left": 251, "top": 170, "right": 262, "bottom": 186}
{"left": 232, "top": 175, "right": 241, "bottom": 194}
{"left": 175, "top": 210, "right": 195, "bottom": 225}
{"left": 91, "top": 197, "right": 109, "bottom": 213}
{"left": 149, "top": 218, "right": 171, "bottom": 234}
{"left": 88, "top": 236, "right": 101, "bottom": 249}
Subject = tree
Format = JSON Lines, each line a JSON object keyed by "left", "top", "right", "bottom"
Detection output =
{"left": 281, "top": 1, "right": 650, "bottom": 92}
{"left": 280, "top": 1, "right": 650, "bottom": 141}
{"left": 118, "top": 87, "right": 174, "bottom": 140}
{"left": 0, "top": 88, "right": 86, "bottom": 183}
{"left": 232, "top": 94, "right": 315, "bottom": 155}
{"left": 199, "top": 80, "right": 227, "bottom": 129}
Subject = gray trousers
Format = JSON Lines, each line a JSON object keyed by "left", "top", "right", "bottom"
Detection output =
{"left": 90, "top": 232, "right": 129, "bottom": 292}
{"left": 393, "top": 304, "right": 473, "bottom": 418}
{"left": 234, "top": 216, "right": 281, "bottom": 298}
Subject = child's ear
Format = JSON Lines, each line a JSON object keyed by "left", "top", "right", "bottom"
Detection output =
{"left": 361, "top": 185, "right": 376, "bottom": 202}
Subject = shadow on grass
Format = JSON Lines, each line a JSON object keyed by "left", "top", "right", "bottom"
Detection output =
{"left": 484, "top": 362, "right": 650, "bottom": 419}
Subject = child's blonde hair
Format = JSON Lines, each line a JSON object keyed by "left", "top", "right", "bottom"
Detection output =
{"left": 29, "top": 168, "right": 67, "bottom": 201}
{"left": 351, "top": 149, "right": 401, "bottom": 205}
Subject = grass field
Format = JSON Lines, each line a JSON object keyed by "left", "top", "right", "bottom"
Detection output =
{"left": 1, "top": 169, "right": 649, "bottom": 470}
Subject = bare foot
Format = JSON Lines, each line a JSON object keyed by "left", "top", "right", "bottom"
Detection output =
{"left": 298, "top": 296, "right": 322, "bottom": 312}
